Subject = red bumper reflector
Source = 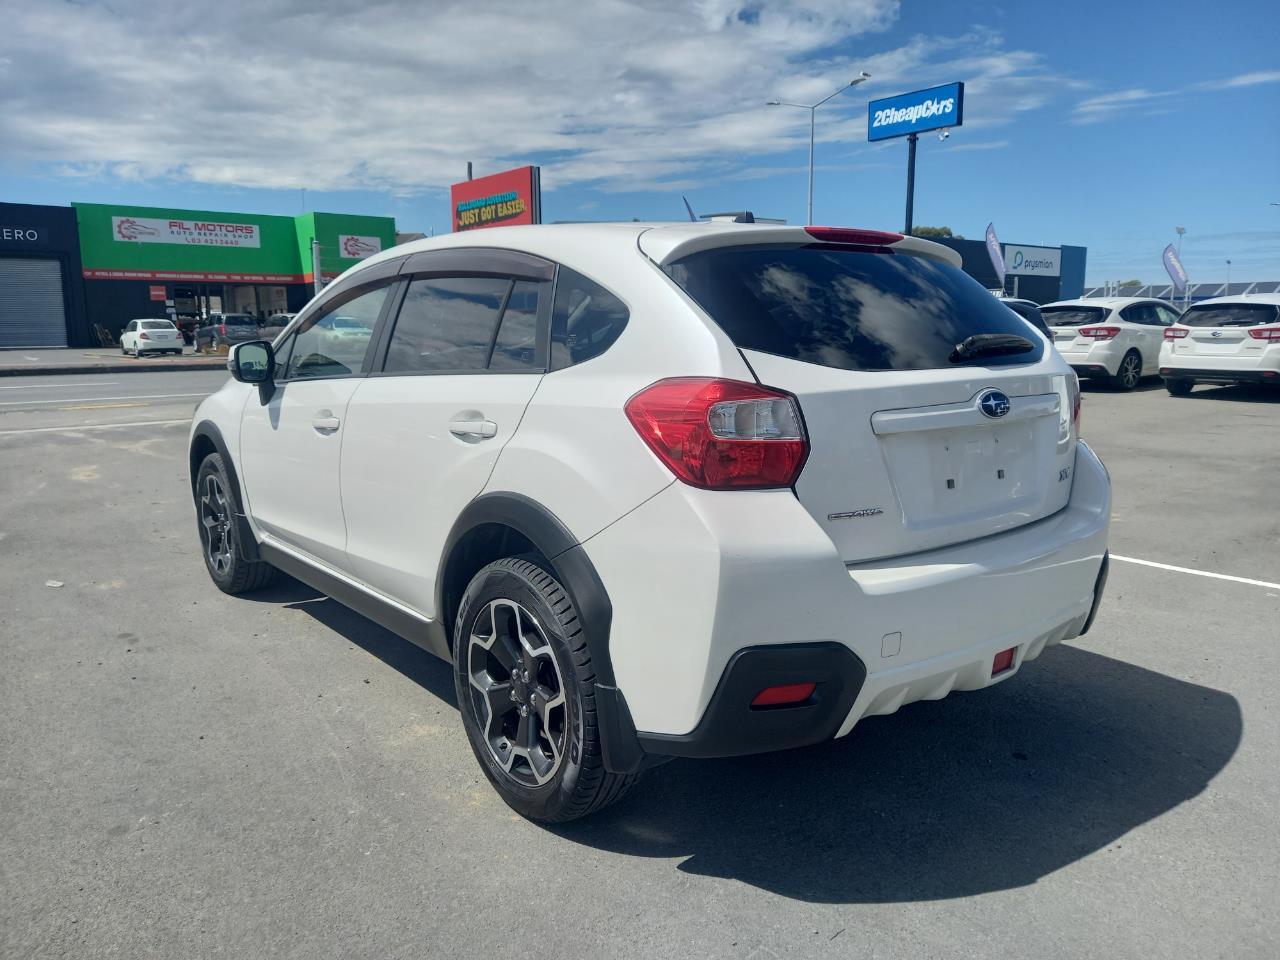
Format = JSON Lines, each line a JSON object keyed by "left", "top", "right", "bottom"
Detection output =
{"left": 751, "top": 682, "right": 817, "bottom": 708}
{"left": 992, "top": 647, "right": 1017, "bottom": 676}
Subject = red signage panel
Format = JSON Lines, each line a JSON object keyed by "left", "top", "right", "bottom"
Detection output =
{"left": 450, "top": 166, "right": 541, "bottom": 232}
{"left": 148, "top": 284, "right": 167, "bottom": 301}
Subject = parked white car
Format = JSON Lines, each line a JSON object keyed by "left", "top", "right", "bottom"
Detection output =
{"left": 1159, "top": 294, "right": 1280, "bottom": 395}
{"left": 188, "top": 222, "right": 1111, "bottom": 821}
{"left": 1041, "top": 298, "right": 1181, "bottom": 390}
{"left": 120, "top": 318, "right": 183, "bottom": 357}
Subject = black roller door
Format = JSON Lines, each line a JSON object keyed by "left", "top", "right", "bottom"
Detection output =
{"left": 0, "top": 258, "right": 69, "bottom": 348}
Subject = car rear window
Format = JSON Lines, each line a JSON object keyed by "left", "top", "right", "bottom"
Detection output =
{"left": 664, "top": 244, "right": 1043, "bottom": 372}
{"left": 140, "top": 320, "right": 175, "bottom": 330}
{"left": 222, "top": 315, "right": 257, "bottom": 326}
{"left": 1041, "top": 306, "right": 1107, "bottom": 326}
{"left": 1178, "top": 303, "right": 1280, "bottom": 327}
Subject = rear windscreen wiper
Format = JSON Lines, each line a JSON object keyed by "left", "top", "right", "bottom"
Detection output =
{"left": 949, "top": 333, "right": 1036, "bottom": 364}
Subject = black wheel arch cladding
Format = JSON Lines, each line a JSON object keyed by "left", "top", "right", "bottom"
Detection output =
{"left": 189, "top": 421, "right": 260, "bottom": 563}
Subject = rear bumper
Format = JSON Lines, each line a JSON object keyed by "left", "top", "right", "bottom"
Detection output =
{"left": 1059, "top": 342, "right": 1121, "bottom": 376}
{"left": 1161, "top": 368, "right": 1278, "bottom": 384}
{"left": 584, "top": 441, "right": 1111, "bottom": 760}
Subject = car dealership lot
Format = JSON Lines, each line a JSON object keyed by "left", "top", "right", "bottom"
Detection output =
{"left": 1, "top": 373, "right": 1277, "bottom": 959}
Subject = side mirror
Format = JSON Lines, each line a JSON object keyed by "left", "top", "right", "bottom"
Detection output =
{"left": 228, "top": 340, "right": 276, "bottom": 402}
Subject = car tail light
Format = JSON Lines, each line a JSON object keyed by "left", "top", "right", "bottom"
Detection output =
{"left": 1248, "top": 327, "right": 1280, "bottom": 340}
{"left": 1079, "top": 326, "right": 1120, "bottom": 340}
{"left": 751, "top": 682, "right": 817, "bottom": 708}
{"left": 1164, "top": 327, "right": 1189, "bottom": 340}
{"left": 1068, "top": 372, "right": 1081, "bottom": 436}
{"left": 219, "top": 324, "right": 227, "bottom": 336}
{"left": 139, "top": 332, "right": 150, "bottom": 340}
{"left": 624, "top": 378, "right": 809, "bottom": 490}
{"left": 804, "top": 226, "right": 903, "bottom": 247}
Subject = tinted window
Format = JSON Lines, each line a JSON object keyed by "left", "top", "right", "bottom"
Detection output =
{"left": 141, "top": 320, "right": 175, "bottom": 330}
{"left": 221, "top": 315, "right": 257, "bottom": 327}
{"left": 489, "top": 280, "right": 541, "bottom": 371}
{"left": 1121, "top": 303, "right": 1159, "bottom": 325}
{"left": 1041, "top": 306, "right": 1108, "bottom": 327}
{"left": 1179, "top": 303, "right": 1279, "bottom": 327}
{"left": 384, "top": 276, "right": 508, "bottom": 373}
{"left": 665, "top": 245, "right": 1043, "bottom": 372}
{"left": 1154, "top": 305, "right": 1182, "bottom": 326}
{"left": 281, "top": 283, "right": 390, "bottom": 380}
{"left": 1002, "top": 300, "right": 1049, "bottom": 337}
{"left": 550, "top": 267, "right": 629, "bottom": 370}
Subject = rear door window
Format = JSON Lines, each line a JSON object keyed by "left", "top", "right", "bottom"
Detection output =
{"left": 664, "top": 244, "right": 1043, "bottom": 372}
{"left": 383, "top": 276, "right": 509, "bottom": 374}
{"left": 1179, "top": 303, "right": 1280, "bottom": 327}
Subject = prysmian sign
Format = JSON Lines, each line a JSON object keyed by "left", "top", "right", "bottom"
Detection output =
{"left": 868, "top": 81, "right": 964, "bottom": 141}
{"left": 111, "top": 215, "right": 261, "bottom": 249}
{"left": 1005, "top": 244, "right": 1061, "bottom": 277}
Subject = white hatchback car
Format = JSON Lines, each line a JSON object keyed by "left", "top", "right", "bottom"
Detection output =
{"left": 1159, "top": 294, "right": 1280, "bottom": 395}
{"left": 189, "top": 222, "right": 1111, "bottom": 821}
{"left": 1041, "top": 298, "right": 1181, "bottom": 390}
{"left": 120, "top": 318, "right": 184, "bottom": 356}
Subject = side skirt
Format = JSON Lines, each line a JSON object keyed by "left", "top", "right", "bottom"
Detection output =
{"left": 258, "top": 540, "right": 450, "bottom": 660}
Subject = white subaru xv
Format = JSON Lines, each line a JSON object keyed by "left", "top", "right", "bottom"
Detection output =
{"left": 189, "top": 222, "right": 1111, "bottom": 822}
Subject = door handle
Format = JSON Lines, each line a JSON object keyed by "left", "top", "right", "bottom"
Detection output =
{"left": 312, "top": 414, "right": 341, "bottom": 435}
{"left": 449, "top": 417, "right": 498, "bottom": 439}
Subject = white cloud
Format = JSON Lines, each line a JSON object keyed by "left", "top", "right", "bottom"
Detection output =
{"left": 0, "top": 0, "right": 1059, "bottom": 194}
{"left": 1196, "top": 70, "right": 1280, "bottom": 90}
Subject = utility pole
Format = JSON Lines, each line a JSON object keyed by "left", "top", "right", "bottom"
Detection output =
{"left": 312, "top": 239, "right": 323, "bottom": 296}
{"left": 903, "top": 132, "right": 918, "bottom": 235}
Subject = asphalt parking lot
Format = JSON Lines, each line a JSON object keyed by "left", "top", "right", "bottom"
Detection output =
{"left": 1, "top": 371, "right": 1277, "bottom": 959}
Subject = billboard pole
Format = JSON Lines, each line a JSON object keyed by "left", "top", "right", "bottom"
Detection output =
{"left": 904, "top": 132, "right": 918, "bottom": 234}
{"left": 311, "top": 239, "right": 323, "bottom": 295}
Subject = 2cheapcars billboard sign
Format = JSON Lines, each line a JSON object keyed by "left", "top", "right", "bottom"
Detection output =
{"left": 868, "top": 82, "right": 964, "bottom": 142}
{"left": 451, "top": 166, "right": 541, "bottom": 232}
{"left": 112, "top": 215, "right": 261, "bottom": 249}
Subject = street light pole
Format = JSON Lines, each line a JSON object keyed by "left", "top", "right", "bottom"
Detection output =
{"left": 767, "top": 72, "right": 870, "bottom": 225}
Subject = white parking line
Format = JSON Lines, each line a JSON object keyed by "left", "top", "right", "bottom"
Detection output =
{"left": 0, "top": 382, "right": 121, "bottom": 390}
{"left": 0, "top": 418, "right": 191, "bottom": 436}
{"left": 1112, "top": 555, "right": 1280, "bottom": 591}
{"left": 0, "top": 393, "right": 209, "bottom": 406}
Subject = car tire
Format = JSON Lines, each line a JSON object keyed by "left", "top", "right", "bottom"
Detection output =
{"left": 454, "top": 556, "right": 644, "bottom": 823}
{"left": 195, "top": 452, "right": 276, "bottom": 595}
{"left": 1111, "top": 350, "right": 1142, "bottom": 391}
{"left": 120, "top": 343, "right": 127, "bottom": 355}
{"left": 1165, "top": 378, "right": 1194, "bottom": 397}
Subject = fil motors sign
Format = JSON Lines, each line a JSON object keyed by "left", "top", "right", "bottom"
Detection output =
{"left": 868, "top": 81, "right": 964, "bottom": 141}
{"left": 1005, "top": 244, "right": 1062, "bottom": 277}
{"left": 111, "top": 215, "right": 261, "bottom": 249}
{"left": 451, "top": 165, "right": 542, "bottom": 232}
{"left": 338, "top": 234, "right": 382, "bottom": 260}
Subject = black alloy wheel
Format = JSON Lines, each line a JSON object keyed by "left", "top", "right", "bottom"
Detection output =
{"left": 465, "top": 598, "right": 569, "bottom": 788}
{"left": 199, "top": 472, "right": 234, "bottom": 579}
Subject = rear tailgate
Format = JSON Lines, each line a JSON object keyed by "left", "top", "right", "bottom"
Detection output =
{"left": 1172, "top": 302, "right": 1280, "bottom": 360}
{"left": 655, "top": 230, "right": 1077, "bottom": 563}
{"left": 743, "top": 354, "right": 1074, "bottom": 562}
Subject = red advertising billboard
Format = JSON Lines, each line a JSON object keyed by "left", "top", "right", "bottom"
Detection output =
{"left": 450, "top": 165, "right": 542, "bottom": 232}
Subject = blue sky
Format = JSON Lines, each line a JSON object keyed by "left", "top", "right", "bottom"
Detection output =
{"left": 2, "top": 0, "right": 1276, "bottom": 284}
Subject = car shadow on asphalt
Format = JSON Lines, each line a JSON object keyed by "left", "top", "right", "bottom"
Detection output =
{"left": 1177, "top": 384, "right": 1280, "bottom": 403}
{"left": 552, "top": 644, "right": 1241, "bottom": 904}
{"left": 247, "top": 575, "right": 458, "bottom": 707}
{"left": 243, "top": 580, "right": 1241, "bottom": 905}
{"left": 1079, "top": 378, "right": 1165, "bottom": 393}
